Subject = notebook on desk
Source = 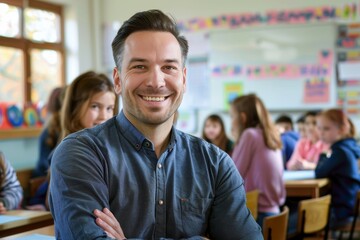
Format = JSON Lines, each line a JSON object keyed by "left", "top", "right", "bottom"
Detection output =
{"left": 10, "top": 234, "right": 55, "bottom": 240}
{"left": 283, "top": 170, "right": 315, "bottom": 181}
{"left": 0, "top": 215, "right": 26, "bottom": 225}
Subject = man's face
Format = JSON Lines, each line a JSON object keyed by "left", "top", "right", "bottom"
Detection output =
{"left": 113, "top": 31, "right": 186, "bottom": 128}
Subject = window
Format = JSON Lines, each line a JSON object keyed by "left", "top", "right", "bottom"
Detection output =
{"left": 0, "top": 0, "right": 64, "bottom": 106}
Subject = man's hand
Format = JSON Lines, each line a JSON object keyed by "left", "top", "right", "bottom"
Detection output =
{"left": 94, "top": 208, "right": 126, "bottom": 239}
{"left": 0, "top": 202, "right": 7, "bottom": 214}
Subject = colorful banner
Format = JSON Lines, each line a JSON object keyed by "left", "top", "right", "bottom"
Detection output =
{"left": 212, "top": 50, "right": 332, "bottom": 79}
{"left": 212, "top": 65, "right": 242, "bottom": 77}
{"left": 178, "top": 3, "right": 357, "bottom": 32}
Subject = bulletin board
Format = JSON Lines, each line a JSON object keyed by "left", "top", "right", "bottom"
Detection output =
{"left": 207, "top": 22, "right": 337, "bottom": 111}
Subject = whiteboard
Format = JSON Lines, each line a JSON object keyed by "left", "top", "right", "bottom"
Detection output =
{"left": 208, "top": 22, "right": 337, "bottom": 111}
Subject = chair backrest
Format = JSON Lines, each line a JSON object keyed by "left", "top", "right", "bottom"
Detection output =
{"left": 262, "top": 206, "right": 289, "bottom": 240}
{"left": 246, "top": 189, "right": 259, "bottom": 220}
{"left": 348, "top": 190, "right": 360, "bottom": 240}
{"left": 297, "top": 194, "right": 331, "bottom": 238}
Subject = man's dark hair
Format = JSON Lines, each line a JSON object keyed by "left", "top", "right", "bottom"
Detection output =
{"left": 112, "top": 9, "right": 189, "bottom": 70}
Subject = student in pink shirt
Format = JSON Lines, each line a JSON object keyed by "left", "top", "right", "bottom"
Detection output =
{"left": 287, "top": 111, "right": 329, "bottom": 170}
{"left": 230, "top": 93, "right": 285, "bottom": 227}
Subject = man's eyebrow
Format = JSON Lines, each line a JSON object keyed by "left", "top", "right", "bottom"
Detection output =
{"left": 128, "top": 58, "right": 147, "bottom": 64}
{"left": 164, "top": 59, "right": 180, "bottom": 64}
{"left": 128, "top": 58, "right": 180, "bottom": 65}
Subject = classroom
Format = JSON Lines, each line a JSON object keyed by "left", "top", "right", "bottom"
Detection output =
{"left": 0, "top": 0, "right": 360, "bottom": 239}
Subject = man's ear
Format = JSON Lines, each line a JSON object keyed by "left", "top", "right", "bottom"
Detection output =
{"left": 182, "top": 67, "right": 187, "bottom": 93}
{"left": 113, "top": 67, "right": 121, "bottom": 94}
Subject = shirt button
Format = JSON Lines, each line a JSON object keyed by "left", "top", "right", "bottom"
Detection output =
{"left": 158, "top": 163, "right": 162, "bottom": 169}
{"left": 144, "top": 141, "right": 150, "bottom": 147}
{"left": 158, "top": 200, "right": 164, "bottom": 205}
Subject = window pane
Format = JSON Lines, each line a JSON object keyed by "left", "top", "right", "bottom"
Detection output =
{"left": 0, "top": 46, "right": 24, "bottom": 103}
{"left": 0, "top": 3, "right": 20, "bottom": 38}
{"left": 31, "top": 49, "right": 62, "bottom": 104}
{"left": 25, "top": 8, "right": 60, "bottom": 43}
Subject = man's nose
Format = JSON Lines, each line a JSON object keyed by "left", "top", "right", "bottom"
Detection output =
{"left": 146, "top": 67, "right": 165, "bottom": 88}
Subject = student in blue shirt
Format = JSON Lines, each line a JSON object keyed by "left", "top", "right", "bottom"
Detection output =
{"left": 315, "top": 109, "right": 360, "bottom": 228}
{"left": 49, "top": 9, "right": 262, "bottom": 240}
{"left": 275, "top": 115, "right": 299, "bottom": 169}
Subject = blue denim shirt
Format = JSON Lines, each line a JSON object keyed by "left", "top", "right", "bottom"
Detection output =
{"left": 49, "top": 111, "right": 262, "bottom": 239}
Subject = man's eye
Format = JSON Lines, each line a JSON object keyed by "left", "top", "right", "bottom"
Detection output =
{"left": 133, "top": 65, "right": 145, "bottom": 69}
{"left": 164, "top": 66, "right": 176, "bottom": 70}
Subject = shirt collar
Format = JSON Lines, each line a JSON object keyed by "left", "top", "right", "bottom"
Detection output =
{"left": 116, "top": 110, "right": 177, "bottom": 151}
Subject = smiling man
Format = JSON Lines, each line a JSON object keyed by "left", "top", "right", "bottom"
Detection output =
{"left": 49, "top": 9, "right": 262, "bottom": 240}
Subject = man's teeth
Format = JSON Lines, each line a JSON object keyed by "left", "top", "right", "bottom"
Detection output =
{"left": 143, "top": 96, "right": 165, "bottom": 101}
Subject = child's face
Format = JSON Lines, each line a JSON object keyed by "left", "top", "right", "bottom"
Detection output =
{"left": 316, "top": 116, "right": 342, "bottom": 145}
{"left": 305, "top": 115, "right": 319, "bottom": 141}
{"left": 204, "top": 120, "right": 222, "bottom": 141}
{"left": 80, "top": 91, "right": 116, "bottom": 129}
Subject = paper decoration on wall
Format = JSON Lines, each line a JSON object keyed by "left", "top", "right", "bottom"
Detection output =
{"left": 0, "top": 106, "right": 3, "bottom": 128}
{"left": 212, "top": 50, "right": 332, "bottom": 79}
{"left": 337, "top": 23, "right": 360, "bottom": 48}
{"left": 303, "top": 77, "right": 330, "bottom": 103}
{"left": 223, "top": 82, "right": 243, "bottom": 110}
{"left": 0, "top": 102, "right": 44, "bottom": 129}
{"left": 6, "top": 105, "right": 23, "bottom": 127}
{"left": 23, "top": 105, "right": 39, "bottom": 127}
{"left": 212, "top": 65, "right": 242, "bottom": 77}
{"left": 337, "top": 89, "right": 360, "bottom": 115}
{"left": 178, "top": 3, "right": 357, "bottom": 32}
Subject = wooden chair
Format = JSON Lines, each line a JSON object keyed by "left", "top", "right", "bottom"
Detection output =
{"left": 246, "top": 189, "right": 259, "bottom": 220}
{"left": 334, "top": 190, "right": 360, "bottom": 240}
{"left": 29, "top": 176, "right": 47, "bottom": 197}
{"left": 262, "top": 205, "right": 289, "bottom": 240}
{"left": 292, "top": 194, "right": 331, "bottom": 240}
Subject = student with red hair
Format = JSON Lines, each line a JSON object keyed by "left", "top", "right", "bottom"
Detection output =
{"left": 316, "top": 109, "right": 360, "bottom": 228}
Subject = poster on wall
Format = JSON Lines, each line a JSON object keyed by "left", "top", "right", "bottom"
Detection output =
{"left": 303, "top": 77, "right": 330, "bottom": 103}
{"left": 223, "top": 82, "right": 243, "bottom": 110}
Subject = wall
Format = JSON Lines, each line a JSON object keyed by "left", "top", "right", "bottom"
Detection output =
{"left": 2, "top": 0, "right": 358, "bottom": 169}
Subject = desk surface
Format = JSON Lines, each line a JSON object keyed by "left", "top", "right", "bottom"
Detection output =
{"left": 2, "top": 225, "right": 54, "bottom": 239}
{"left": 285, "top": 178, "right": 330, "bottom": 198}
{"left": 0, "top": 210, "right": 53, "bottom": 238}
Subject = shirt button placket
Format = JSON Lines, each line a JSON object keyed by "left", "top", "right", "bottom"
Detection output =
{"left": 155, "top": 160, "right": 166, "bottom": 238}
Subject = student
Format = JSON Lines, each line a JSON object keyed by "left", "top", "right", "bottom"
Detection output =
{"left": 49, "top": 9, "right": 262, "bottom": 239}
{"left": 60, "top": 71, "right": 119, "bottom": 139}
{"left": 0, "top": 151, "right": 23, "bottom": 213}
{"left": 28, "top": 71, "right": 118, "bottom": 211}
{"left": 275, "top": 115, "right": 299, "bottom": 168}
{"left": 230, "top": 93, "right": 285, "bottom": 227}
{"left": 315, "top": 109, "right": 360, "bottom": 228}
{"left": 295, "top": 115, "right": 306, "bottom": 139}
{"left": 202, "top": 114, "right": 234, "bottom": 155}
{"left": 33, "top": 86, "right": 66, "bottom": 178}
{"left": 286, "top": 111, "right": 328, "bottom": 170}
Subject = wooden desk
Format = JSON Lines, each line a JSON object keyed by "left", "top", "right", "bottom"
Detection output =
{"left": 0, "top": 210, "right": 53, "bottom": 238}
{"left": 2, "top": 225, "right": 54, "bottom": 239}
{"left": 285, "top": 178, "right": 330, "bottom": 198}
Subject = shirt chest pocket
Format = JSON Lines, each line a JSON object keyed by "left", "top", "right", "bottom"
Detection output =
{"left": 179, "top": 197, "right": 213, "bottom": 236}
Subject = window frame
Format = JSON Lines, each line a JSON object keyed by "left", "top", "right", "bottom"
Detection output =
{"left": 0, "top": 0, "right": 65, "bottom": 139}
{"left": 0, "top": 0, "right": 65, "bottom": 104}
